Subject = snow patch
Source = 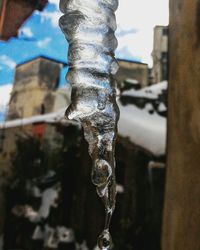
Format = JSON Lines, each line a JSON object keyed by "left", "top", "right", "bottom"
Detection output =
{"left": 39, "top": 187, "right": 59, "bottom": 219}
{"left": 0, "top": 83, "right": 167, "bottom": 156}
{"left": 143, "top": 81, "right": 167, "bottom": 94}
{"left": 32, "top": 225, "right": 75, "bottom": 248}
{"left": 118, "top": 101, "right": 166, "bottom": 156}
{"left": 12, "top": 186, "right": 60, "bottom": 222}
{"left": 124, "top": 78, "right": 139, "bottom": 85}
{"left": 0, "top": 102, "right": 166, "bottom": 156}
{"left": 144, "top": 103, "right": 154, "bottom": 113}
{"left": 24, "top": 205, "right": 40, "bottom": 222}
{"left": 57, "top": 226, "right": 75, "bottom": 243}
{"left": 158, "top": 102, "right": 166, "bottom": 112}
{"left": 43, "top": 225, "right": 58, "bottom": 249}
{"left": 122, "top": 81, "right": 167, "bottom": 99}
{"left": 32, "top": 225, "right": 44, "bottom": 240}
{"left": 0, "top": 108, "right": 67, "bottom": 129}
{"left": 116, "top": 184, "right": 124, "bottom": 193}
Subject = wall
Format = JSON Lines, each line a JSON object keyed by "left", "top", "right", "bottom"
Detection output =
{"left": 7, "top": 57, "right": 62, "bottom": 120}
{"left": 116, "top": 59, "right": 149, "bottom": 88}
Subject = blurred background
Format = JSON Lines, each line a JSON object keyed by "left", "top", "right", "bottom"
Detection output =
{"left": 0, "top": 0, "right": 173, "bottom": 249}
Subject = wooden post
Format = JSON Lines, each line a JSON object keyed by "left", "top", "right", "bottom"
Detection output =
{"left": 162, "top": 1, "right": 200, "bottom": 250}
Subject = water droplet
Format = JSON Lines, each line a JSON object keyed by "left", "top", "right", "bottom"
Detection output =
{"left": 97, "top": 102, "right": 106, "bottom": 110}
{"left": 92, "top": 159, "right": 112, "bottom": 187}
{"left": 97, "top": 230, "right": 112, "bottom": 250}
{"left": 111, "top": 60, "right": 119, "bottom": 74}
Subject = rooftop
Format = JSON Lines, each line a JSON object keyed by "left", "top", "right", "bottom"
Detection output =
{"left": 16, "top": 55, "right": 68, "bottom": 68}
{"left": 117, "top": 58, "right": 148, "bottom": 66}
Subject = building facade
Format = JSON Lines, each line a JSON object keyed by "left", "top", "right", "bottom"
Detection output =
{"left": 116, "top": 59, "right": 149, "bottom": 88}
{"left": 152, "top": 26, "right": 169, "bottom": 83}
{"left": 7, "top": 56, "right": 67, "bottom": 120}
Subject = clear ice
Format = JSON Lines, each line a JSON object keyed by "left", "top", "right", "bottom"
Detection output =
{"left": 59, "top": 0, "right": 119, "bottom": 249}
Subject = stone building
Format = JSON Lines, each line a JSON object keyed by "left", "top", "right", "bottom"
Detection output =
{"left": 7, "top": 56, "right": 68, "bottom": 120}
{"left": 1, "top": 56, "right": 70, "bottom": 176}
{"left": 116, "top": 59, "right": 149, "bottom": 88}
{"left": 152, "top": 26, "right": 169, "bottom": 83}
{"left": 0, "top": 54, "right": 71, "bottom": 237}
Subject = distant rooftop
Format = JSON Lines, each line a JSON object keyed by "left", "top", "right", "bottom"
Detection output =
{"left": 16, "top": 56, "right": 147, "bottom": 69}
{"left": 154, "top": 25, "right": 169, "bottom": 30}
{"left": 16, "top": 55, "right": 68, "bottom": 68}
{"left": 117, "top": 58, "right": 148, "bottom": 66}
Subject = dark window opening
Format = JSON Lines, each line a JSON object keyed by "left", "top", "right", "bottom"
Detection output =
{"left": 41, "top": 104, "right": 45, "bottom": 114}
{"left": 162, "top": 27, "right": 168, "bottom": 36}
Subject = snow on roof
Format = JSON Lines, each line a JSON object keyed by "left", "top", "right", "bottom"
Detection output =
{"left": 124, "top": 78, "right": 139, "bottom": 85}
{"left": 118, "top": 101, "right": 166, "bottom": 156}
{"left": 0, "top": 108, "right": 67, "bottom": 129}
{"left": 122, "top": 81, "right": 167, "bottom": 99}
{"left": 0, "top": 82, "right": 167, "bottom": 156}
{"left": 143, "top": 81, "right": 167, "bottom": 93}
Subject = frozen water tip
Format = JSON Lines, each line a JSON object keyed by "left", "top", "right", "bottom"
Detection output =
{"left": 97, "top": 230, "right": 112, "bottom": 250}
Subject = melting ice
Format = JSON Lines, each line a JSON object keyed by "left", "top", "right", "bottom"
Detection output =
{"left": 59, "top": 0, "right": 119, "bottom": 248}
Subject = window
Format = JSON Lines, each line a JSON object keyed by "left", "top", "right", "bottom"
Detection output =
{"left": 162, "top": 27, "right": 168, "bottom": 36}
{"left": 161, "top": 52, "right": 168, "bottom": 61}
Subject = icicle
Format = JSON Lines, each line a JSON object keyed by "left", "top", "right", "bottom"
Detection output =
{"left": 59, "top": 0, "right": 119, "bottom": 249}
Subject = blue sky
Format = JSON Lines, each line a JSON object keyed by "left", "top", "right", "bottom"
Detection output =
{"left": 0, "top": 0, "right": 169, "bottom": 86}
{"left": 0, "top": 2, "right": 68, "bottom": 86}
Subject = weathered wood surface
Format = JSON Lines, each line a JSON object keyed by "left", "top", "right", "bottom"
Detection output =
{"left": 162, "top": 1, "right": 200, "bottom": 250}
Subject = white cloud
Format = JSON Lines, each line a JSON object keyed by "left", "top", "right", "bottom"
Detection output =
{"left": 116, "top": 26, "right": 137, "bottom": 37}
{"left": 48, "top": 0, "right": 59, "bottom": 9}
{"left": 116, "top": 29, "right": 155, "bottom": 65}
{"left": 116, "top": 46, "right": 134, "bottom": 60}
{"left": 19, "top": 27, "right": 33, "bottom": 38}
{"left": 39, "top": 0, "right": 60, "bottom": 29}
{"left": 116, "top": 0, "right": 169, "bottom": 30}
{"left": 40, "top": 10, "right": 61, "bottom": 27}
{"left": 116, "top": 0, "right": 169, "bottom": 65}
{"left": 37, "top": 37, "right": 52, "bottom": 48}
{"left": 0, "top": 55, "right": 16, "bottom": 69}
{"left": 40, "top": 0, "right": 169, "bottom": 66}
